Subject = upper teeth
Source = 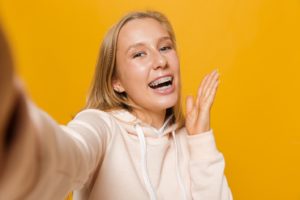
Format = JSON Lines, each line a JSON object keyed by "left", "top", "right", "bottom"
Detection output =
{"left": 149, "top": 76, "right": 172, "bottom": 87}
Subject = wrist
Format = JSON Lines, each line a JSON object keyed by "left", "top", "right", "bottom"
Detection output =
{"left": 199, "top": 111, "right": 211, "bottom": 131}
{"left": 185, "top": 110, "right": 211, "bottom": 135}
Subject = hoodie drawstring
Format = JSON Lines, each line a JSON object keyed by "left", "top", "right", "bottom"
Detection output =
{"left": 136, "top": 124, "right": 157, "bottom": 200}
{"left": 135, "top": 124, "right": 188, "bottom": 200}
{"left": 172, "top": 131, "right": 188, "bottom": 200}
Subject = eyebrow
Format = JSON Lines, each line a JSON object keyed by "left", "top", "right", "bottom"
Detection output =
{"left": 125, "top": 36, "right": 172, "bottom": 54}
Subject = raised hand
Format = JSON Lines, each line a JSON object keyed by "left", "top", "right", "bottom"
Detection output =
{"left": 185, "top": 69, "right": 220, "bottom": 135}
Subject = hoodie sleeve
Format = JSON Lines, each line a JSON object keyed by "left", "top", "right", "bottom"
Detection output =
{"left": 0, "top": 94, "right": 112, "bottom": 200}
{"left": 187, "top": 129, "right": 233, "bottom": 200}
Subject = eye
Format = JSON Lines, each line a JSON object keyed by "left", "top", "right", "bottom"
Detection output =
{"left": 159, "top": 46, "right": 172, "bottom": 52}
{"left": 132, "top": 51, "right": 146, "bottom": 58}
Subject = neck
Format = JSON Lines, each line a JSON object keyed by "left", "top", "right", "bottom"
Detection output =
{"left": 133, "top": 108, "right": 166, "bottom": 129}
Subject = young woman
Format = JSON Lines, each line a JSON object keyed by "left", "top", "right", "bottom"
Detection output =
{"left": 0, "top": 11, "right": 233, "bottom": 200}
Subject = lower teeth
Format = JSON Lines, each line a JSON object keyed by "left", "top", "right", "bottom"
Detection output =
{"left": 156, "top": 85, "right": 171, "bottom": 90}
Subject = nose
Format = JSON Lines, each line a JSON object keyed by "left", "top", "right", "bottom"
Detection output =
{"left": 153, "top": 50, "right": 167, "bottom": 70}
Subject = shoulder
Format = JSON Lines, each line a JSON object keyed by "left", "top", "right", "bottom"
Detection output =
{"left": 74, "top": 109, "right": 112, "bottom": 123}
{"left": 67, "top": 109, "right": 121, "bottom": 133}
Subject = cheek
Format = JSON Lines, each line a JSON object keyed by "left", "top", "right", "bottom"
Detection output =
{"left": 127, "top": 57, "right": 152, "bottom": 76}
{"left": 168, "top": 51, "right": 180, "bottom": 67}
{"left": 168, "top": 52, "right": 181, "bottom": 86}
{"left": 168, "top": 55, "right": 180, "bottom": 79}
{"left": 119, "top": 63, "right": 149, "bottom": 91}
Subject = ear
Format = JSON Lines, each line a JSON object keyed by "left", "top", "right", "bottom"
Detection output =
{"left": 112, "top": 78, "right": 125, "bottom": 93}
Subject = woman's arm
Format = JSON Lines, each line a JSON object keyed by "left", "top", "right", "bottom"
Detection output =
{"left": 0, "top": 27, "right": 110, "bottom": 199}
{"left": 0, "top": 94, "right": 112, "bottom": 199}
{"left": 185, "top": 69, "right": 233, "bottom": 199}
{"left": 187, "top": 129, "right": 233, "bottom": 200}
{"left": 0, "top": 27, "right": 18, "bottom": 165}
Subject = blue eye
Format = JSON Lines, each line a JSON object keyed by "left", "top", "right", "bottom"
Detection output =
{"left": 133, "top": 52, "right": 146, "bottom": 58}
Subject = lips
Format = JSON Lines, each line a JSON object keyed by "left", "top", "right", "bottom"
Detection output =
{"left": 148, "top": 75, "right": 173, "bottom": 89}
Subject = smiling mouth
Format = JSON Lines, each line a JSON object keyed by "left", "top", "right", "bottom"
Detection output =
{"left": 148, "top": 76, "right": 173, "bottom": 89}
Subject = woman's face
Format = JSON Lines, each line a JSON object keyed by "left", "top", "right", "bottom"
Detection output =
{"left": 114, "top": 18, "right": 180, "bottom": 115}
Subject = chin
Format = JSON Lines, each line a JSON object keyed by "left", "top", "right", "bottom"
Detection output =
{"left": 155, "top": 96, "right": 178, "bottom": 111}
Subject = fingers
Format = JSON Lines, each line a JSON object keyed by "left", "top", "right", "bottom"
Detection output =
{"left": 186, "top": 95, "right": 194, "bottom": 114}
{"left": 203, "top": 70, "right": 219, "bottom": 100}
{"left": 202, "top": 70, "right": 219, "bottom": 95}
{"left": 197, "top": 69, "right": 219, "bottom": 104}
{"left": 195, "top": 74, "right": 209, "bottom": 108}
{"left": 185, "top": 95, "right": 198, "bottom": 126}
{"left": 205, "top": 79, "right": 219, "bottom": 105}
{"left": 197, "top": 75, "right": 209, "bottom": 98}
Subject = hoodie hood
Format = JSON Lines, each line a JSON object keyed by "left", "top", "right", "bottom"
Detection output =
{"left": 109, "top": 109, "right": 178, "bottom": 138}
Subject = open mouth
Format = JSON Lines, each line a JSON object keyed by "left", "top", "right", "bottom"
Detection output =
{"left": 148, "top": 76, "right": 173, "bottom": 90}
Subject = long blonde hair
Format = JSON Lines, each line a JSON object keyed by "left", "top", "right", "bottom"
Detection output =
{"left": 86, "top": 10, "right": 185, "bottom": 129}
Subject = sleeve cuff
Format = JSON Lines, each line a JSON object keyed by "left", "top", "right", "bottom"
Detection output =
{"left": 186, "top": 129, "right": 220, "bottom": 160}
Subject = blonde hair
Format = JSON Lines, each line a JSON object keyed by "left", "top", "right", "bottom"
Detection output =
{"left": 86, "top": 10, "right": 185, "bottom": 129}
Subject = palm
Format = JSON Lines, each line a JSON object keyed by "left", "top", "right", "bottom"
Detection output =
{"left": 185, "top": 69, "right": 220, "bottom": 135}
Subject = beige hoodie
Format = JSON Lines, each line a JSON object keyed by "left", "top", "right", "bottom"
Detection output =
{"left": 0, "top": 98, "right": 233, "bottom": 200}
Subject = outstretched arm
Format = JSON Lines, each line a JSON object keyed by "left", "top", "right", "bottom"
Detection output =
{"left": 0, "top": 26, "right": 18, "bottom": 168}
{"left": 0, "top": 26, "right": 110, "bottom": 199}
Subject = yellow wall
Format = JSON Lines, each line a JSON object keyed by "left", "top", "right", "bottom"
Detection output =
{"left": 1, "top": 0, "right": 300, "bottom": 199}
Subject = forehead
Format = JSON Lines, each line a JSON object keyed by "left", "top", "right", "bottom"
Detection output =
{"left": 117, "top": 18, "right": 170, "bottom": 49}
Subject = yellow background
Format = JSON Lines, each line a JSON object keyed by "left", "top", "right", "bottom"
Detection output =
{"left": 1, "top": 0, "right": 300, "bottom": 199}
